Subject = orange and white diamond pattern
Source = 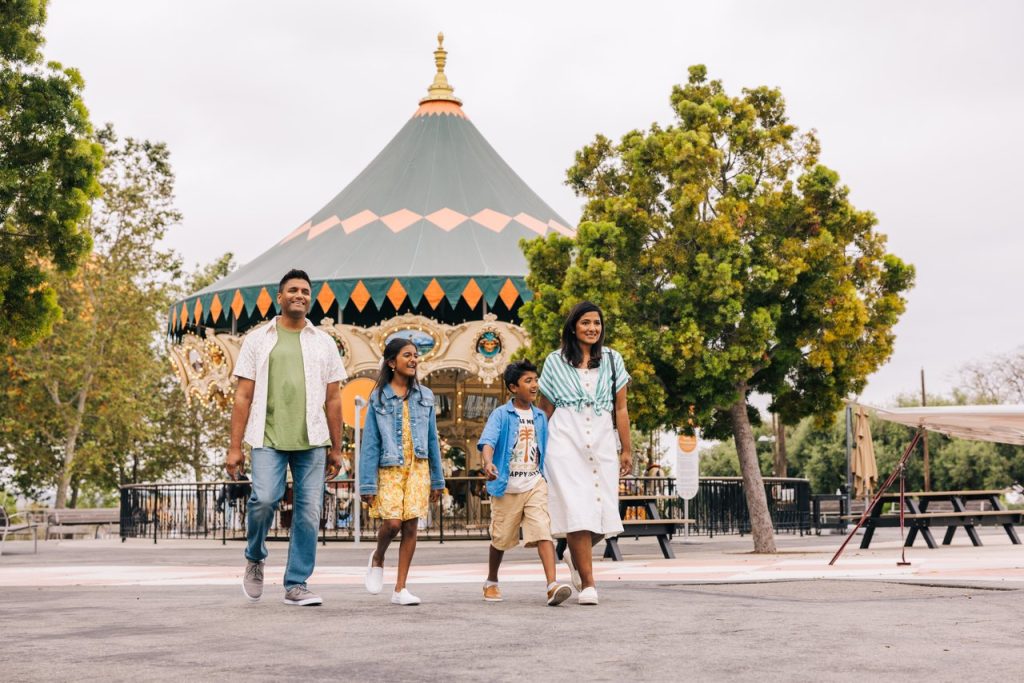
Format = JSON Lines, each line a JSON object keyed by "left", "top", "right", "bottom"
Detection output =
{"left": 280, "top": 208, "right": 574, "bottom": 244}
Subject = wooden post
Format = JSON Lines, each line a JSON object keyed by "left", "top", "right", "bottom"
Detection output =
{"left": 921, "top": 368, "right": 930, "bottom": 492}
{"left": 772, "top": 413, "right": 787, "bottom": 477}
{"left": 845, "top": 402, "right": 853, "bottom": 514}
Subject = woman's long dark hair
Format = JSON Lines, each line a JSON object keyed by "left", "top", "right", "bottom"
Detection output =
{"left": 372, "top": 338, "right": 419, "bottom": 406}
{"left": 560, "top": 301, "right": 605, "bottom": 369}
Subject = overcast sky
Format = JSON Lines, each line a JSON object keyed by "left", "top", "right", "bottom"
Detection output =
{"left": 43, "top": 0, "right": 1024, "bottom": 406}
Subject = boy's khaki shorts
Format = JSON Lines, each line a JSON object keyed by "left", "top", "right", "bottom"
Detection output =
{"left": 489, "top": 477, "right": 554, "bottom": 551}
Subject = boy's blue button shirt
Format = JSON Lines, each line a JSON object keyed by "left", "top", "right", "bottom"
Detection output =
{"left": 476, "top": 399, "right": 548, "bottom": 498}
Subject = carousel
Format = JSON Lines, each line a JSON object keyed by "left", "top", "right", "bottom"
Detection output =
{"left": 167, "top": 35, "right": 574, "bottom": 469}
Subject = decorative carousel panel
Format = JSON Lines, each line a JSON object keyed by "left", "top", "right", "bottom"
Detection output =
{"left": 168, "top": 313, "right": 529, "bottom": 404}
{"left": 168, "top": 329, "right": 242, "bottom": 408}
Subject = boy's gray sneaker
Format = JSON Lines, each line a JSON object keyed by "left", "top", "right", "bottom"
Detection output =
{"left": 283, "top": 585, "right": 323, "bottom": 606}
{"left": 242, "top": 560, "right": 264, "bottom": 602}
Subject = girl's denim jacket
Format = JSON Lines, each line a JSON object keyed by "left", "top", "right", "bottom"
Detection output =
{"left": 359, "top": 383, "right": 445, "bottom": 495}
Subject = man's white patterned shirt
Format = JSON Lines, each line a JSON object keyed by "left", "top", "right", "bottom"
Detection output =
{"left": 234, "top": 317, "right": 347, "bottom": 449}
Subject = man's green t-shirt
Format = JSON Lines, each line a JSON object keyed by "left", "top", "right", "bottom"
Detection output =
{"left": 264, "top": 325, "right": 326, "bottom": 450}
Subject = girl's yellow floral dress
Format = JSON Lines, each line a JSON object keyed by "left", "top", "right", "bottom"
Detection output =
{"left": 370, "top": 399, "right": 431, "bottom": 521}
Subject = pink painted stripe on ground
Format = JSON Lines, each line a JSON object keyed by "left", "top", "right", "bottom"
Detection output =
{"left": 3, "top": 554, "right": 1024, "bottom": 587}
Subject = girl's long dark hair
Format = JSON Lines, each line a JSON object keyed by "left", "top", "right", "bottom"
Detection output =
{"left": 372, "top": 338, "right": 419, "bottom": 406}
{"left": 560, "top": 301, "right": 605, "bottom": 369}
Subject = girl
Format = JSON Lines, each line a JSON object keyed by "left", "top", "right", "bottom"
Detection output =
{"left": 538, "top": 301, "right": 632, "bottom": 605}
{"left": 360, "top": 338, "right": 445, "bottom": 605}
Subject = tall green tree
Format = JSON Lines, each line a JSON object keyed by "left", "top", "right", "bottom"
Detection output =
{"left": 0, "top": 127, "right": 182, "bottom": 506}
{"left": 0, "top": 0, "right": 104, "bottom": 345}
{"left": 154, "top": 253, "right": 236, "bottom": 483}
{"left": 521, "top": 66, "right": 915, "bottom": 552}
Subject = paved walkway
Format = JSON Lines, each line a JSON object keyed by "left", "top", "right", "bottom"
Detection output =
{"left": 2, "top": 530, "right": 1022, "bottom": 681}
{"left": 4, "top": 529, "right": 1024, "bottom": 587}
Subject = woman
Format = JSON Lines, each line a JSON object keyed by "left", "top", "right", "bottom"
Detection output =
{"left": 360, "top": 338, "right": 445, "bottom": 605}
{"left": 538, "top": 301, "right": 631, "bottom": 606}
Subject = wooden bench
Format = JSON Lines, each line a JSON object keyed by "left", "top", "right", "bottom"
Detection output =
{"left": 1, "top": 508, "right": 38, "bottom": 556}
{"left": 845, "top": 490, "right": 1022, "bottom": 548}
{"left": 46, "top": 508, "right": 120, "bottom": 539}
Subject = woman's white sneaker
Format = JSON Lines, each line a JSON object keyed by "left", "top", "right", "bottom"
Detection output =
{"left": 391, "top": 588, "right": 421, "bottom": 606}
{"left": 577, "top": 587, "right": 599, "bottom": 605}
{"left": 365, "top": 552, "right": 384, "bottom": 595}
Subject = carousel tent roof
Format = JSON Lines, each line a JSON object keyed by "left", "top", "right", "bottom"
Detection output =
{"left": 171, "top": 34, "right": 573, "bottom": 333}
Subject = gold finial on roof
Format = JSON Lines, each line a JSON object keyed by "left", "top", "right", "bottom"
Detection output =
{"left": 420, "top": 32, "right": 462, "bottom": 105}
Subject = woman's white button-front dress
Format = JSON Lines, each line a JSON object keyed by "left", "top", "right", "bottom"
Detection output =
{"left": 545, "top": 367, "right": 623, "bottom": 540}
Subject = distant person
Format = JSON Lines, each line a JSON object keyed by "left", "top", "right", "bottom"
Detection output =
{"left": 226, "top": 268, "right": 346, "bottom": 606}
{"left": 477, "top": 360, "right": 572, "bottom": 606}
{"left": 538, "top": 301, "right": 632, "bottom": 606}
{"left": 360, "top": 338, "right": 445, "bottom": 605}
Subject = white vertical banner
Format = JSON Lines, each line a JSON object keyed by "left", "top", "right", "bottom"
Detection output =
{"left": 675, "top": 432, "right": 700, "bottom": 538}
{"left": 675, "top": 433, "right": 700, "bottom": 500}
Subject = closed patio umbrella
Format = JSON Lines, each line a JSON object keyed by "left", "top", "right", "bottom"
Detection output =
{"left": 852, "top": 406, "right": 879, "bottom": 500}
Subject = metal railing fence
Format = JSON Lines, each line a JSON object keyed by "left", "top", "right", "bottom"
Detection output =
{"left": 119, "top": 476, "right": 814, "bottom": 543}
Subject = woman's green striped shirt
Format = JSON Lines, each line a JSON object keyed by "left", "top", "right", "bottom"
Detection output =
{"left": 538, "top": 348, "right": 630, "bottom": 416}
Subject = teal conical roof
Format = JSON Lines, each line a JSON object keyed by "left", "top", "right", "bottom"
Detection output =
{"left": 171, "top": 35, "right": 572, "bottom": 334}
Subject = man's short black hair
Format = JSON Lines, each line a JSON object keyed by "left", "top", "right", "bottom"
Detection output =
{"left": 278, "top": 269, "right": 312, "bottom": 293}
{"left": 504, "top": 359, "right": 538, "bottom": 390}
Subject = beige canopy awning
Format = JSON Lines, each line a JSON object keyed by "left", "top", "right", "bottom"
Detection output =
{"left": 865, "top": 404, "right": 1024, "bottom": 446}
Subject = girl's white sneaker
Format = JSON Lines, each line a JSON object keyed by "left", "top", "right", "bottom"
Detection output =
{"left": 391, "top": 588, "right": 421, "bottom": 606}
{"left": 365, "top": 552, "right": 384, "bottom": 595}
{"left": 577, "top": 587, "right": 599, "bottom": 605}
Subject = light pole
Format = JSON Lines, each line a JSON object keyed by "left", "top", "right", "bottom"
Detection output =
{"left": 353, "top": 395, "right": 367, "bottom": 545}
{"left": 844, "top": 395, "right": 856, "bottom": 525}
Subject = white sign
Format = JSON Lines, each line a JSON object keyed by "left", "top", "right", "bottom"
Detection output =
{"left": 675, "top": 433, "right": 700, "bottom": 500}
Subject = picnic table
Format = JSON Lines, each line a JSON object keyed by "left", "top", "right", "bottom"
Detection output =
{"left": 610, "top": 495, "right": 692, "bottom": 560}
{"left": 849, "top": 489, "right": 1023, "bottom": 549}
{"left": 557, "top": 494, "right": 693, "bottom": 562}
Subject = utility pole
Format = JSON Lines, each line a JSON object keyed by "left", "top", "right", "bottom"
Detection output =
{"left": 771, "top": 412, "right": 787, "bottom": 477}
{"left": 921, "top": 367, "right": 930, "bottom": 491}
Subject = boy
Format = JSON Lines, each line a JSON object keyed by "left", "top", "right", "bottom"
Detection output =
{"left": 477, "top": 360, "right": 572, "bottom": 606}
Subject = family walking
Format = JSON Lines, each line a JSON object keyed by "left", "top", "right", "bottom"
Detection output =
{"left": 227, "top": 270, "right": 631, "bottom": 608}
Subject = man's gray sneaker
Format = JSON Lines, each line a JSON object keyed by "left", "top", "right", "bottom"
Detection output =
{"left": 283, "top": 584, "right": 323, "bottom": 606}
{"left": 242, "top": 560, "right": 264, "bottom": 602}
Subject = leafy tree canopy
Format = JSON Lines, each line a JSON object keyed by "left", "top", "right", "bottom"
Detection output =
{"left": 1, "top": 0, "right": 104, "bottom": 345}
{"left": 0, "top": 127, "right": 182, "bottom": 505}
{"left": 520, "top": 65, "right": 915, "bottom": 552}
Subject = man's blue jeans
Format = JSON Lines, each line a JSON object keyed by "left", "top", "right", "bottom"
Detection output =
{"left": 245, "top": 447, "right": 326, "bottom": 589}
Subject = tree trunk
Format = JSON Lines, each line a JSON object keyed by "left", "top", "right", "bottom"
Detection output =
{"left": 730, "top": 388, "right": 777, "bottom": 553}
{"left": 54, "top": 387, "right": 89, "bottom": 509}
{"left": 55, "top": 429, "right": 79, "bottom": 509}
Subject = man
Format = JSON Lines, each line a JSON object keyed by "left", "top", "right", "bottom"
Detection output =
{"left": 226, "top": 269, "right": 346, "bottom": 606}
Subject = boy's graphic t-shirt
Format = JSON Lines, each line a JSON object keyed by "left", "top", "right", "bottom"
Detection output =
{"left": 504, "top": 407, "right": 541, "bottom": 494}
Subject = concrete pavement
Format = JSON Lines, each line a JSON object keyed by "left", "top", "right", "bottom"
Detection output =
{"left": 1, "top": 529, "right": 1022, "bottom": 681}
